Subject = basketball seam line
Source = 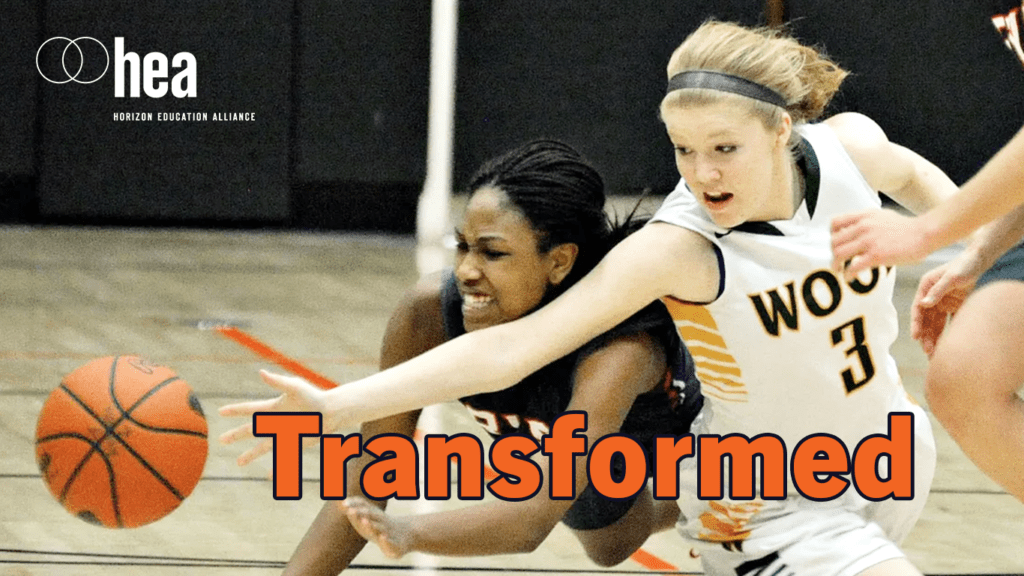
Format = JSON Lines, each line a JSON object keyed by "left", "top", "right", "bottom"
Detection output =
{"left": 110, "top": 373, "right": 207, "bottom": 438}
{"left": 57, "top": 378, "right": 186, "bottom": 513}
{"left": 102, "top": 357, "right": 195, "bottom": 502}
{"left": 44, "top": 431, "right": 122, "bottom": 527}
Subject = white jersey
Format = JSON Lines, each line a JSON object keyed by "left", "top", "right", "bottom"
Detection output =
{"left": 651, "top": 122, "right": 935, "bottom": 559}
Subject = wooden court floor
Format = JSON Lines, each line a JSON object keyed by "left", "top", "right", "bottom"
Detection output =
{"left": 1, "top": 222, "right": 1023, "bottom": 575}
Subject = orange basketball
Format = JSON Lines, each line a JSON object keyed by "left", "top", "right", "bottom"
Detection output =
{"left": 35, "top": 355, "right": 208, "bottom": 528}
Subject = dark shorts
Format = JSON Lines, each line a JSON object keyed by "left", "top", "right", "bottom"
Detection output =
{"left": 978, "top": 242, "right": 1024, "bottom": 287}
{"left": 561, "top": 453, "right": 641, "bottom": 530}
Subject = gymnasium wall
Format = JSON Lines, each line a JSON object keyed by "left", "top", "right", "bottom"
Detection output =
{"left": 787, "top": 1, "right": 1024, "bottom": 186}
{"left": 1, "top": 2, "right": 1021, "bottom": 231}
{"left": 452, "top": 0, "right": 763, "bottom": 195}
{"left": 0, "top": 1, "right": 38, "bottom": 221}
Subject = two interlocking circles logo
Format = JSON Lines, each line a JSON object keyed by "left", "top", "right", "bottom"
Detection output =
{"left": 36, "top": 36, "right": 109, "bottom": 84}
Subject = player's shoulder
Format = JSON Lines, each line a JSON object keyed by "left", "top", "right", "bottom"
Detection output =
{"left": 821, "top": 112, "right": 890, "bottom": 157}
{"left": 408, "top": 270, "right": 447, "bottom": 303}
{"left": 575, "top": 329, "right": 667, "bottom": 394}
{"left": 592, "top": 330, "right": 664, "bottom": 360}
{"left": 387, "top": 271, "right": 447, "bottom": 340}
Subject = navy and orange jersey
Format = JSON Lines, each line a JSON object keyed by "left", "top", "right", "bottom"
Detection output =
{"left": 438, "top": 270, "right": 703, "bottom": 455}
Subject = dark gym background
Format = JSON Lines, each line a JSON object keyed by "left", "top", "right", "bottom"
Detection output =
{"left": 2, "top": 1, "right": 1022, "bottom": 233}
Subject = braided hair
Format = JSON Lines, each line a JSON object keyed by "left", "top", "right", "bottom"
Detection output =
{"left": 467, "top": 140, "right": 641, "bottom": 294}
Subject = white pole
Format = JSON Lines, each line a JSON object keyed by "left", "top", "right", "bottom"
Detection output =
{"left": 416, "top": 0, "right": 459, "bottom": 276}
{"left": 411, "top": 4, "right": 458, "bottom": 576}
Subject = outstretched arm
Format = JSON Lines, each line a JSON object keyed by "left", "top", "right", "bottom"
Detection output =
{"left": 831, "top": 122, "right": 1024, "bottom": 274}
{"left": 905, "top": 123, "right": 1024, "bottom": 248}
{"left": 341, "top": 331, "right": 671, "bottom": 559}
{"left": 221, "top": 223, "right": 719, "bottom": 460}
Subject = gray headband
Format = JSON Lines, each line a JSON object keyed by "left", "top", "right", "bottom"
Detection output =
{"left": 666, "top": 70, "right": 787, "bottom": 108}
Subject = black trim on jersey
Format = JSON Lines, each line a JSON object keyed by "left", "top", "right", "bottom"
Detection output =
{"left": 722, "top": 222, "right": 784, "bottom": 236}
{"left": 663, "top": 239, "right": 726, "bottom": 306}
{"left": 440, "top": 270, "right": 462, "bottom": 340}
{"left": 711, "top": 243, "right": 726, "bottom": 300}
{"left": 796, "top": 136, "right": 821, "bottom": 218}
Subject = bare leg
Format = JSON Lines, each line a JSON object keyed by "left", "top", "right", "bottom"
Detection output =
{"left": 925, "top": 281, "right": 1024, "bottom": 503}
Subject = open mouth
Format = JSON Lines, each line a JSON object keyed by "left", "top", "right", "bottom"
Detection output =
{"left": 462, "top": 293, "right": 495, "bottom": 311}
{"left": 704, "top": 191, "right": 734, "bottom": 205}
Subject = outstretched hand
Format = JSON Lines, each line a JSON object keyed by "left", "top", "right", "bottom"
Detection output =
{"left": 831, "top": 209, "right": 931, "bottom": 279}
{"left": 218, "top": 370, "right": 336, "bottom": 466}
{"left": 911, "top": 255, "right": 980, "bottom": 357}
{"left": 339, "top": 497, "right": 413, "bottom": 559}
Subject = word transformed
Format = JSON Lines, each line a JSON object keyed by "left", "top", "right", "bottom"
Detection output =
{"left": 252, "top": 411, "right": 916, "bottom": 503}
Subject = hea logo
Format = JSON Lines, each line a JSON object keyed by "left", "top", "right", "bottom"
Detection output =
{"left": 36, "top": 37, "right": 196, "bottom": 98}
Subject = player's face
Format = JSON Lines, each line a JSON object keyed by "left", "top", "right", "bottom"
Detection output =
{"left": 663, "top": 99, "right": 792, "bottom": 229}
{"left": 455, "top": 186, "right": 562, "bottom": 332}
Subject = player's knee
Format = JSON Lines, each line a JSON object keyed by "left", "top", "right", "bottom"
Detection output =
{"left": 583, "top": 544, "right": 633, "bottom": 567}
{"left": 577, "top": 526, "right": 642, "bottom": 567}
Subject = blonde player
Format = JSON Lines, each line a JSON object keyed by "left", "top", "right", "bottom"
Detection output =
{"left": 223, "top": 20, "right": 959, "bottom": 576}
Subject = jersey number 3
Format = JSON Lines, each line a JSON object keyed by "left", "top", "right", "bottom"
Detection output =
{"left": 830, "top": 316, "right": 875, "bottom": 394}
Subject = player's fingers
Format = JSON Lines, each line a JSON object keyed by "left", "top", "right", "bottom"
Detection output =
{"left": 379, "top": 536, "right": 403, "bottom": 559}
{"left": 237, "top": 438, "right": 274, "bottom": 467}
{"left": 218, "top": 397, "right": 281, "bottom": 418}
{"left": 361, "top": 518, "right": 397, "bottom": 549}
{"left": 830, "top": 234, "right": 866, "bottom": 273}
{"left": 842, "top": 253, "right": 878, "bottom": 281}
{"left": 338, "top": 497, "right": 366, "bottom": 520}
{"left": 910, "top": 304, "right": 924, "bottom": 341}
{"left": 910, "top": 285, "right": 933, "bottom": 339}
{"left": 919, "top": 274, "right": 953, "bottom": 307}
{"left": 912, "top": 290, "right": 942, "bottom": 341}
{"left": 915, "top": 309, "right": 946, "bottom": 357}
{"left": 830, "top": 212, "right": 864, "bottom": 234}
{"left": 911, "top": 270, "right": 941, "bottom": 309}
{"left": 920, "top": 316, "right": 946, "bottom": 358}
{"left": 218, "top": 422, "right": 254, "bottom": 445}
{"left": 830, "top": 250, "right": 850, "bottom": 274}
{"left": 259, "top": 369, "right": 310, "bottom": 393}
{"left": 342, "top": 505, "right": 382, "bottom": 541}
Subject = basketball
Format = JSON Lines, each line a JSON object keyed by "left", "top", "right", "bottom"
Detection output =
{"left": 34, "top": 355, "right": 208, "bottom": 528}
